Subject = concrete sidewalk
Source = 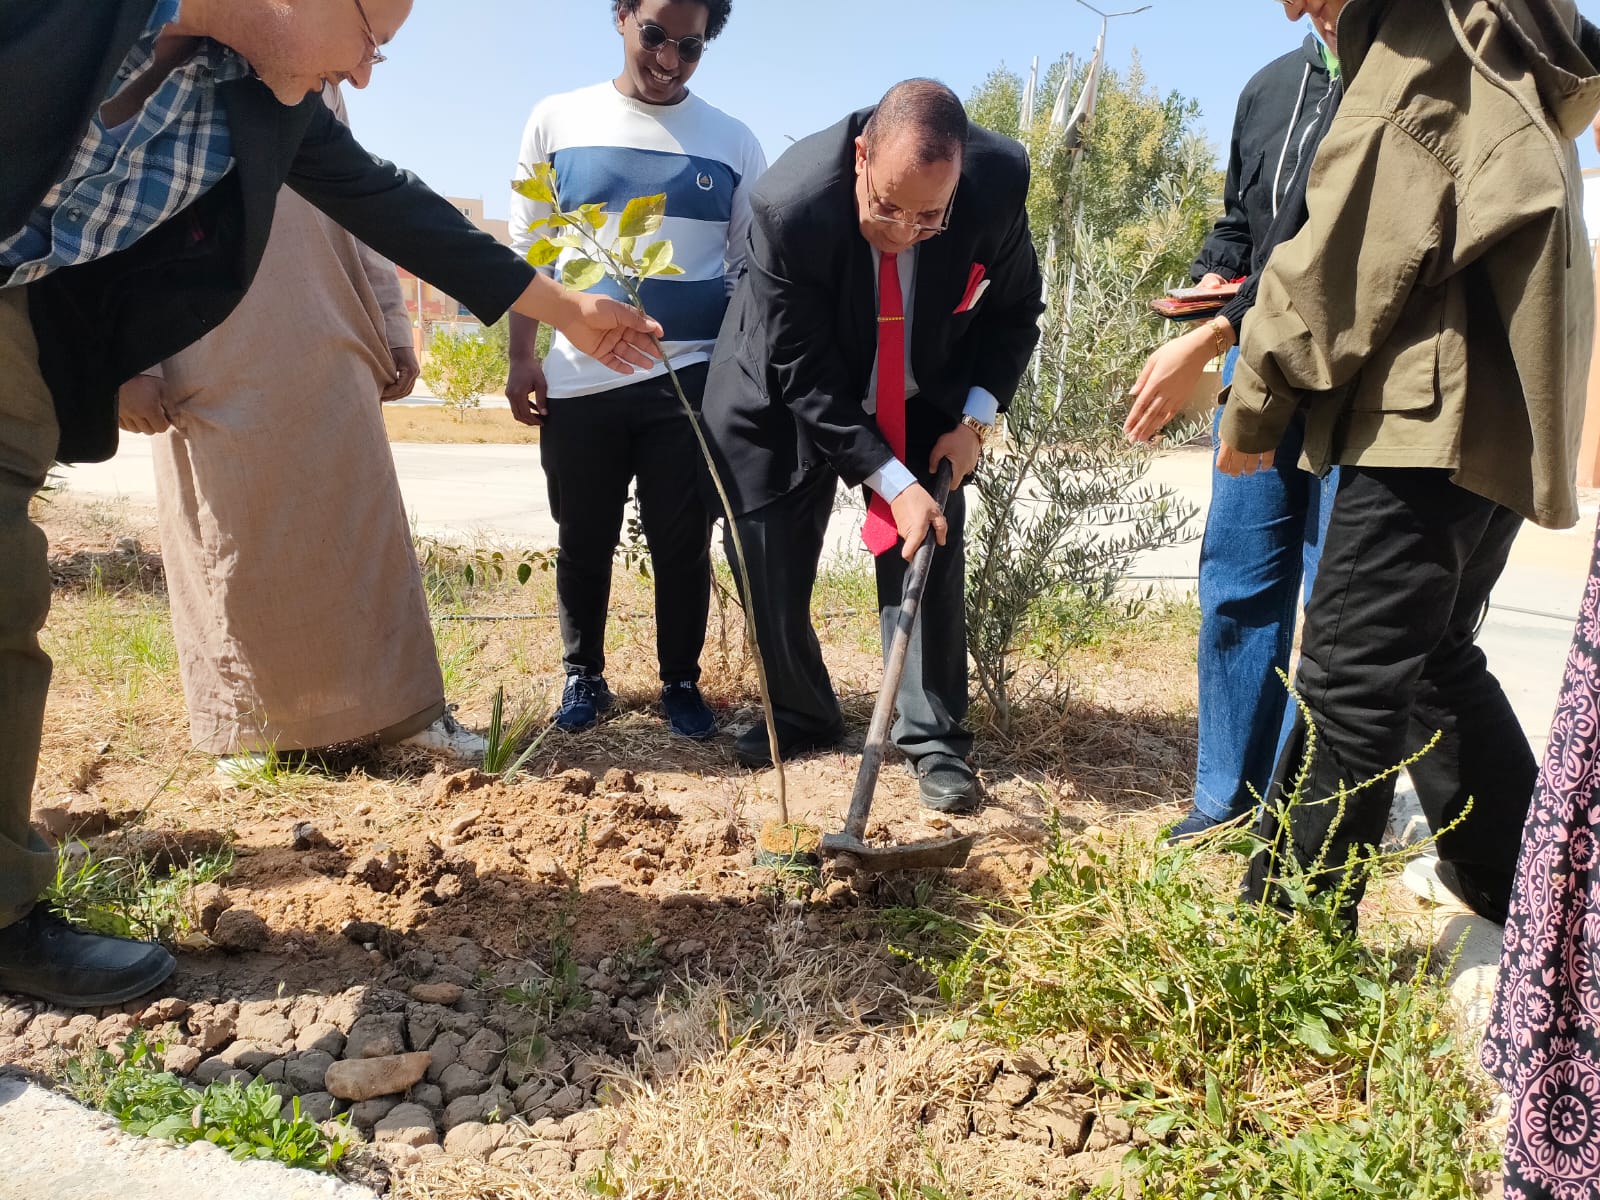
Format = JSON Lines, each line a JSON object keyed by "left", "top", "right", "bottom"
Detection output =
{"left": 0, "top": 1074, "right": 374, "bottom": 1200}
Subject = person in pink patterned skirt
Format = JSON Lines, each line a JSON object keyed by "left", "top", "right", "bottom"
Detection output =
{"left": 1485, "top": 540, "right": 1600, "bottom": 1197}
{"left": 1485, "top": 110, "right": 1600, "bottom": 1196}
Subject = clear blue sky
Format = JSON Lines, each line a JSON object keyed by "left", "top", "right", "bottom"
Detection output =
{"left": 346, "top": 0, "right": 1600, "bottom": 222}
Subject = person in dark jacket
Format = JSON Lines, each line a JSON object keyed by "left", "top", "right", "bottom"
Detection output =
{"left": 698, "top": 81, "right": 1043, "bottom": 812}
{"left": 0, "top": 0, "right": 662, "bottom": 1010}
{"left": 1123, "top": 5, "right": 1344, "bottom": 838}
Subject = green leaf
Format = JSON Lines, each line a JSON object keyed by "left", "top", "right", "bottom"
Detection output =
{"left": 562, "top": 258, "right": 607, "bottom": 291}
{"left": 640, "top": 239, "right": 682, "bottom": 278}
{"left": 617, "top": 193, "right": 667, "bottom": 238}
{"left": 525, "top": 239, "right": 561, "bottom": 268}
{"left": 578, "top": 202, "right": 609, "bottom": 230}
{"left": 1294, "top": 1018, "right": 1338, "bottom": 1058}
{"left": 1145, "top": 1112, "right": 1181, "bottom": 1140}
{"left": 511, "top": 167, "right": 555, "bottom": 206}
{"left": 1203, "top": 1069, "right": 1224, "bottom": 1128}
{"left": 516, "top": 562, "right": 533, "bottom": 585}
{"left": 552, "top": 234, "right": 586, "bottom": 250}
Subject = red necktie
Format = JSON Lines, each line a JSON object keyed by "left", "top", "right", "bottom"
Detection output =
{"left": 862, "top": 251, "right": 906, "bottom": 556}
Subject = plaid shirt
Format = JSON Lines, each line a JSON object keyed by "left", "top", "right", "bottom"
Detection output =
{"left": 0, "top": 0, "right": 246, "bottom": 290}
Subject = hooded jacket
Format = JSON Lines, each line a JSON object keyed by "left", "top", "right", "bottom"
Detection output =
{"left": 1220, "top": 0, "right": 1600, "bottom": 530}
{"left": 1192, "top": 34, "right": 1336, "bottom": 284}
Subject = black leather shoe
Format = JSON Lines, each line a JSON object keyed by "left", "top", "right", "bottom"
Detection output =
{"left": 0, "top": 908, "right": 176, "bottom": 1008}
{"left": 733, "top": 719, "right": 845, "bottom": 768}
{"left": 914, "top": 753, "right": 983, "bottom": 814}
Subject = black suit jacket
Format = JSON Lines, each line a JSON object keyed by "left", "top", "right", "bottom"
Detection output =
{"left": 699, "top": 108, "right": 1043, "bottom": 517}
{"left": 2, "top": 0, "right": 535, "bottom": 463}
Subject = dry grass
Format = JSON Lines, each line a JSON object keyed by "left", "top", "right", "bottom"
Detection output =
{"left": 394, "top": 926, "right": 1081, "bottom": 1200}
{"left": 383, "top": 403, "right": 542, "bottom": 445}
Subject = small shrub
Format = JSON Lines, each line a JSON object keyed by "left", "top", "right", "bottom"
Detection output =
{"left": 420, "top": 328, "right": 508, "bottom": 423}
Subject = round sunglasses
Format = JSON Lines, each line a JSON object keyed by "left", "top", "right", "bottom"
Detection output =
{"left": 634, "top": 17, "right": 706, "bottom": 63}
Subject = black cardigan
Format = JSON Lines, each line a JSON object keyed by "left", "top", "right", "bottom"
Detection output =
{"left": 1, "top": 0, "right": 535, "bottom": 462}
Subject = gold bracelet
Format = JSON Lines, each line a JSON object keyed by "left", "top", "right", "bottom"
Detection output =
{"left": 1209, "top": 316, "right": 1233, "bottom": 360}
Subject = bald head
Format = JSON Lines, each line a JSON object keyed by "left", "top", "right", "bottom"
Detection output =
{"left": 862, "top": 79, "right": 968, "bottom": 167}
{"left": 175, "top": 0, "right": 412, "bottom": 104}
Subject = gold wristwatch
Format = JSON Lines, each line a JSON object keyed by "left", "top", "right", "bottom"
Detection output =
{"left": 960, "top": 414, "right": 990, "bottom": 445}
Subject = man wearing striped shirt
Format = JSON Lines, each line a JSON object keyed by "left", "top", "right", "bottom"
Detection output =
{"left": 507, "top": 0, "right": 765, "bottom": 739}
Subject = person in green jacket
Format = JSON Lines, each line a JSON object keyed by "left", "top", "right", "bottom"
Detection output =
{"left": 1220, "top": 0, "right": 1600, "bottom": 928}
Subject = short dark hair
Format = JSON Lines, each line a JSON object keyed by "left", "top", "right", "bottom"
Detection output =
{"left": 862, "top": 79, "right": 968, "bottom": 164}
{"left": 612, "top": 0, "right": 733, "bottom": 42}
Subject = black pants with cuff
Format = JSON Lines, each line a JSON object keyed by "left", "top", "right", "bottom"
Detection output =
{"left": 729, "top": 466, "right": 973, "bottom": 762}
{"left": 540, "top": 363, "right": 711, "bottom": 684}
{"left": 1242, "top": 466, "right": 1536, "bottom": 926}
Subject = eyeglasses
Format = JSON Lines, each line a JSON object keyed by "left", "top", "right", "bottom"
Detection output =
{"left": 634, "top": 17, "right": 706, "bottom": 63}
{"left": 862, "top": 156, "right": 955, "bottom": 239}
{"left": 352, "top": 0, "right": 387, "bottom": 67}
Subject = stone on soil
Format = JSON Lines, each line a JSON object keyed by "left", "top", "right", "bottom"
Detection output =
{"left": 211, "top": 907, "right": 269, "bottom": 951}
{"left": 234, "top": 1011, "right": 293, "bottom": 1047}
{"left": 344, "top": 1013, "right": 407, "bottom": 1059}
{"left": 437, "top": 1062, "right": 490, "bottom": 1103}
{"left": 324, "top": 1051, "right": 431, "bottom": 1101}
{"left": 285, "top": 1050, "right": 335, "bottom": 1093}
{"left": 442, "top": 1120, "right": 512, "bottom": 1160}
{"left": 162, "top": 1045, "right": 203, "bottom": 1076}
{"left": 458, "top": 1028, "right": 505, "bottom": 1075}
{"left": 408, "top": 983, "right": 464, "bottom": 1006}
{"left": 372, "top": 1102, "right": 439, "bottom": 1147}
{"left": 295, "top": 1022, "right": 346, "bottom": 1056}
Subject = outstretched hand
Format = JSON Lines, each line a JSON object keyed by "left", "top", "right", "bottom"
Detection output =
{"left": 510, "top": 274, "right": 664, "bottom": 377}
{"left": 1125, "top": 326, "right": 1215, "bottom": 443}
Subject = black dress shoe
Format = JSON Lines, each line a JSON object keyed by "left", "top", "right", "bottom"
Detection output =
{"left": 733, "top": 719, "right": 846, "bottom": 768}
{"left": 0, "top": 907, "right": 176, "bottom": 1009}
{"left": 914, "top": 753, "right": 983, "bottom": 814}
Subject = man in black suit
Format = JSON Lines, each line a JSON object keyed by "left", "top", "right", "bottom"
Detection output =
{"left": 0, "top": 0, "right": 661, "bottom": 1009}
{"left": 700, "top": 79, "right": 1043, "bottom": 812}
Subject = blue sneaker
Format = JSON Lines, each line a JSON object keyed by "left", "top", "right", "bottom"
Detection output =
{"left": 1165, "top": 806, "right": 1227, "bottom": 845}
{"left": 553, "top": 674, "right": 612, "bottom": 732}
{"left": 660, "top": 681, "right": 717, "bottom": 740}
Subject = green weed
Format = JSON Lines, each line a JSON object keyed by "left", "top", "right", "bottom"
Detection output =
{"left": 481, "top": 685, "right": 553, "bottom": 780}
{"left": 45, "top": 840, "right": 232, "bottom": 944}
{"left": 65, "top": 1036, "right": 348, "bottom": 1172}
{"left": 937, "top": 799, "right": 1498, "bottom": 1199}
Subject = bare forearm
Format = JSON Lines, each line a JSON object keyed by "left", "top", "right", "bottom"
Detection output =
{"left": 508, "top": 273, "right": 579, "bottom": 333}
{"left": 508, "top": 311, "right": 541, "bottom": 362}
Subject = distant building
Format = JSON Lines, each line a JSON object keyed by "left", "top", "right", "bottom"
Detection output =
{"left": 394, "top": 197, "right": 512, "bottom": 351}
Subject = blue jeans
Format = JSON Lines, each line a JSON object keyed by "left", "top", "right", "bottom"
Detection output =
{"left": 1193, "top": 373, "right": 1338, "bottom": 822}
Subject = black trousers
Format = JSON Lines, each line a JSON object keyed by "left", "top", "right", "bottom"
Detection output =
{"left": 540, "top": 363, "right": 711, "bottom": 684}
{"left": 729, "top": 468, "right": 973, "bottom": 760}
{"left": 1243, "top": 466, "right": 1536, "bottom": 925}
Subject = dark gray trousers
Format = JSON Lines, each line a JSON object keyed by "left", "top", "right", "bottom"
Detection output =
{"left": 729, "top": 469, "right": 972, "bottom": 760}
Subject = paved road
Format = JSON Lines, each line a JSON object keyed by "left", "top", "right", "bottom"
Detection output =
{"left": 55, "top": 436, "right": 1594, "bottom": 750}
